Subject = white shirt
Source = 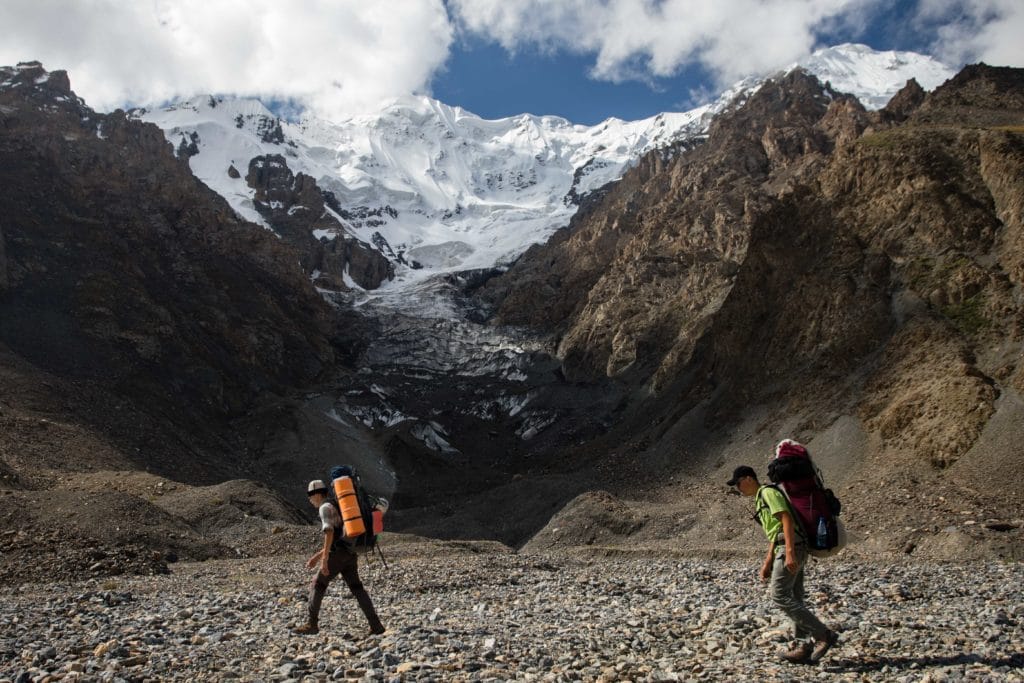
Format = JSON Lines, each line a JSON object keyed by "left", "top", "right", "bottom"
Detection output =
{"left": 318, "top": 501, "right": 342, "bottom": 533}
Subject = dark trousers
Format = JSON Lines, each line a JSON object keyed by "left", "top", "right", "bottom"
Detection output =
{"left": 308, "top": 548, "right": 383, "bottom": 632}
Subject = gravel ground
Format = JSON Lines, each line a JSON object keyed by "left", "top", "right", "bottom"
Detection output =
{"left": 1, "top": 545, "right": 1022, "bottom": 682}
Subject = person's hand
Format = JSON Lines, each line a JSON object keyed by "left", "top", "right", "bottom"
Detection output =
{"left": 305, "top": 555, "right": 317, "bottom": 570}
{"left": 759, "top": 562, "right": 772, "bottom": 582}
{"left": 319, "top": 560, "right": 330, "bottom": 577}
{"left": 784, "top": 554, "right": 799, "bottom": 575}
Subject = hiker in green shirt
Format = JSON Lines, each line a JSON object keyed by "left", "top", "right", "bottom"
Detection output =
{"left": 728, "top": 465, "right": 839, "bottom": 664}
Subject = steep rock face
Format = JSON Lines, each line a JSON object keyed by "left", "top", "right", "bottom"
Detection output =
{"left": 880, "top": 78, "right": 926, "bottom": 123}
{"left": 913, "top": 64, "right": 1024, "bottom": 126}
{"left": 0, "top": 63, "right": 335, "bottom": 420}
{"left": 485, "top": 64, "right": 1024, "bottom": 475}
{"left": 857, "top": 320, "right": 998, "bottom": 468}
{"left": 0, "top": 221, "right": 7, "bottom": 292}
{"left": 483, "top": 70, "right": 859, "bottom": 386}
{"left": 690, "top": 186, "right": 894, "bottom": 416}
{"left": 245, "top": 154, "right": 393, "bottom": 290}
{"left": 811, "top": 69, "right": 1024, "bottom": 468}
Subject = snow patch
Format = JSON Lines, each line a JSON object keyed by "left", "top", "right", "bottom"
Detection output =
{"left": 342, "top": 266, "right": 363, "bottom": 291}
{"left": 516, "top": 413, "right": 557, "bottom": 440}
{"left": 342, "top": 402, "right": 408, "bottom": 429}
{"left": 469, "top": 393, "right": 535, "bottom": 420}
{"left": 411, "top": 421, "right": 459, "bottom": 454}
{"left": 324, "top": 409, "right": 351, "bottom": 427}
{"left": 405, "top": 241, "right": 474, "bottom": 269}
{"left": 793, "top": 43, "right": 954, "bottom": 111}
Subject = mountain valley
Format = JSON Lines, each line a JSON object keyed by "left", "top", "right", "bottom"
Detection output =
{"left": 1, "top": 48, "right": 1023, "bottom": 597}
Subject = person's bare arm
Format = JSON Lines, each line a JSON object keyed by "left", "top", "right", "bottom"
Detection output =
{"left": 760, "top": 543, "right": 774, "bottom": 582}
{"left": 319, "top": 528, "right": 333, "bottom": 576}
{"left": 305, "top": 548, "right": 322, "bottom": 569}
{"left": 779, "top": 511, "right": 799, "bottom": 574}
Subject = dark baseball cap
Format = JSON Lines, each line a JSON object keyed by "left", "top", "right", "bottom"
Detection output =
{"left": 726, "top": 466, "right": 757, "bottom": 486}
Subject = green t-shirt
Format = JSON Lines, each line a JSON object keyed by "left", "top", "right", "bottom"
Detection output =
{"left": 754, "top": 485, "right": 790, "bottom": 542}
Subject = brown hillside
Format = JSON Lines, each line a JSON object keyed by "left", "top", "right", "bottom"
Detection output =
{"left": 0, "top": 62, "right": 340, "bottom": 489}
{"left": 480, "top": 65, "right": 1024, "bottom": 556}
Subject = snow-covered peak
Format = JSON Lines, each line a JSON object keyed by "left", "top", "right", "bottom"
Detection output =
{"left": 137, "top": 87, "right": 717, "bottom": 295}
{"left": 793, "top": 43, "right": 954, "bottom": 110}
{"left": 134, "top": 44, "right": 955, "bottom": 301}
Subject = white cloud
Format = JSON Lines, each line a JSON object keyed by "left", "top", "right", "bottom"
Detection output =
{"left": 2, "top": 0, "right": 1019, "bottom": 123}
{"left": 451, "top": 0, "right": 1024, "bottom": 93}
{"left": 916, "top": 0, "right": 1024, "bottom": 68}
{"left": 0, "top": 0, "right": 454, "bottom": 120}
{"left": 450, "top": 0, "right": 879, "bottom": 87}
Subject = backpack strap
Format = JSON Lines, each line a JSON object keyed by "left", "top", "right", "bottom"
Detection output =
{"left": 753, "top": 484, "right": 781, "bottom": 524}
{"left": 757, "top": 484, "right": 809, "bottom": 543}
{"left": 375, "top": 542, "right": 389, "bottom": 571}
{"left": 325, "top": 499, "right": 349, "bottom": 552}
{"left": 753, "top": 486, "right": 769, "bottom": 518}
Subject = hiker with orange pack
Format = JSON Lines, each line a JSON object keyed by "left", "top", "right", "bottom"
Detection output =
{"left": 292, "top": 475, "right": 385, "bottom": 636}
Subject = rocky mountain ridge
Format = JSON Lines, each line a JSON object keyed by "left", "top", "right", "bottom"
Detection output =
{"left": 134, "top": 44, "right": 953, "bottom": 295}
{"left": 243, "top": 153, "right": 394, "bottom": 290}
{"left": 0, "top": 61, "right": 337, "bottom": 485}
{"left": 473, "top": 63, "right": 1024, "bottom": 558}
{"left": 134, "top": 91, "right": 719, "bottom": 289}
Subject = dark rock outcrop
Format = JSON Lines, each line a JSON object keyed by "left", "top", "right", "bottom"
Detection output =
{"left": 880, "top": 78, "right": 927, "bottom": 122}
{"left": 0, "top": 221, "right": 7, "bottom": 293}
{"left": 246, "top": 154, "right": 393, "bottom": 289}
{"left": 0, "top": 63, "right": 336, "bottom": 475}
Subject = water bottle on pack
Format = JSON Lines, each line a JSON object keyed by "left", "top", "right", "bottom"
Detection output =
{"left": 816, "top": 516, "right": 828, "bottom": 549}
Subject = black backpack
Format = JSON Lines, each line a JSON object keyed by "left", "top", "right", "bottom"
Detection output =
{"left": 328, "top": 465, "right": 381, "bottom": 555}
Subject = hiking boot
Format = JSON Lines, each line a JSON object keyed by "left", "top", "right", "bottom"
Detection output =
{"left": 779, "top": 641, "right": 813, "bottom": 663}
{"left": 809, "top": 630, "right": 839, "bottom": 663}
{"left": 369, "top": 624, "right": 386, "bottom": 635}
{"left": 291, "top": 622, "right": 319, "bottom": 635}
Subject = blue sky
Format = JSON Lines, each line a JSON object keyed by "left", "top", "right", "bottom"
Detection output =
{"left": 433, "top": 0, "right": 945, "bottom": 123}
{"left": 433, "top": 38, "right": 702, "bottom": 123}
{"left": 0, "top": 0, "right": 1021, "bottom": 124}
